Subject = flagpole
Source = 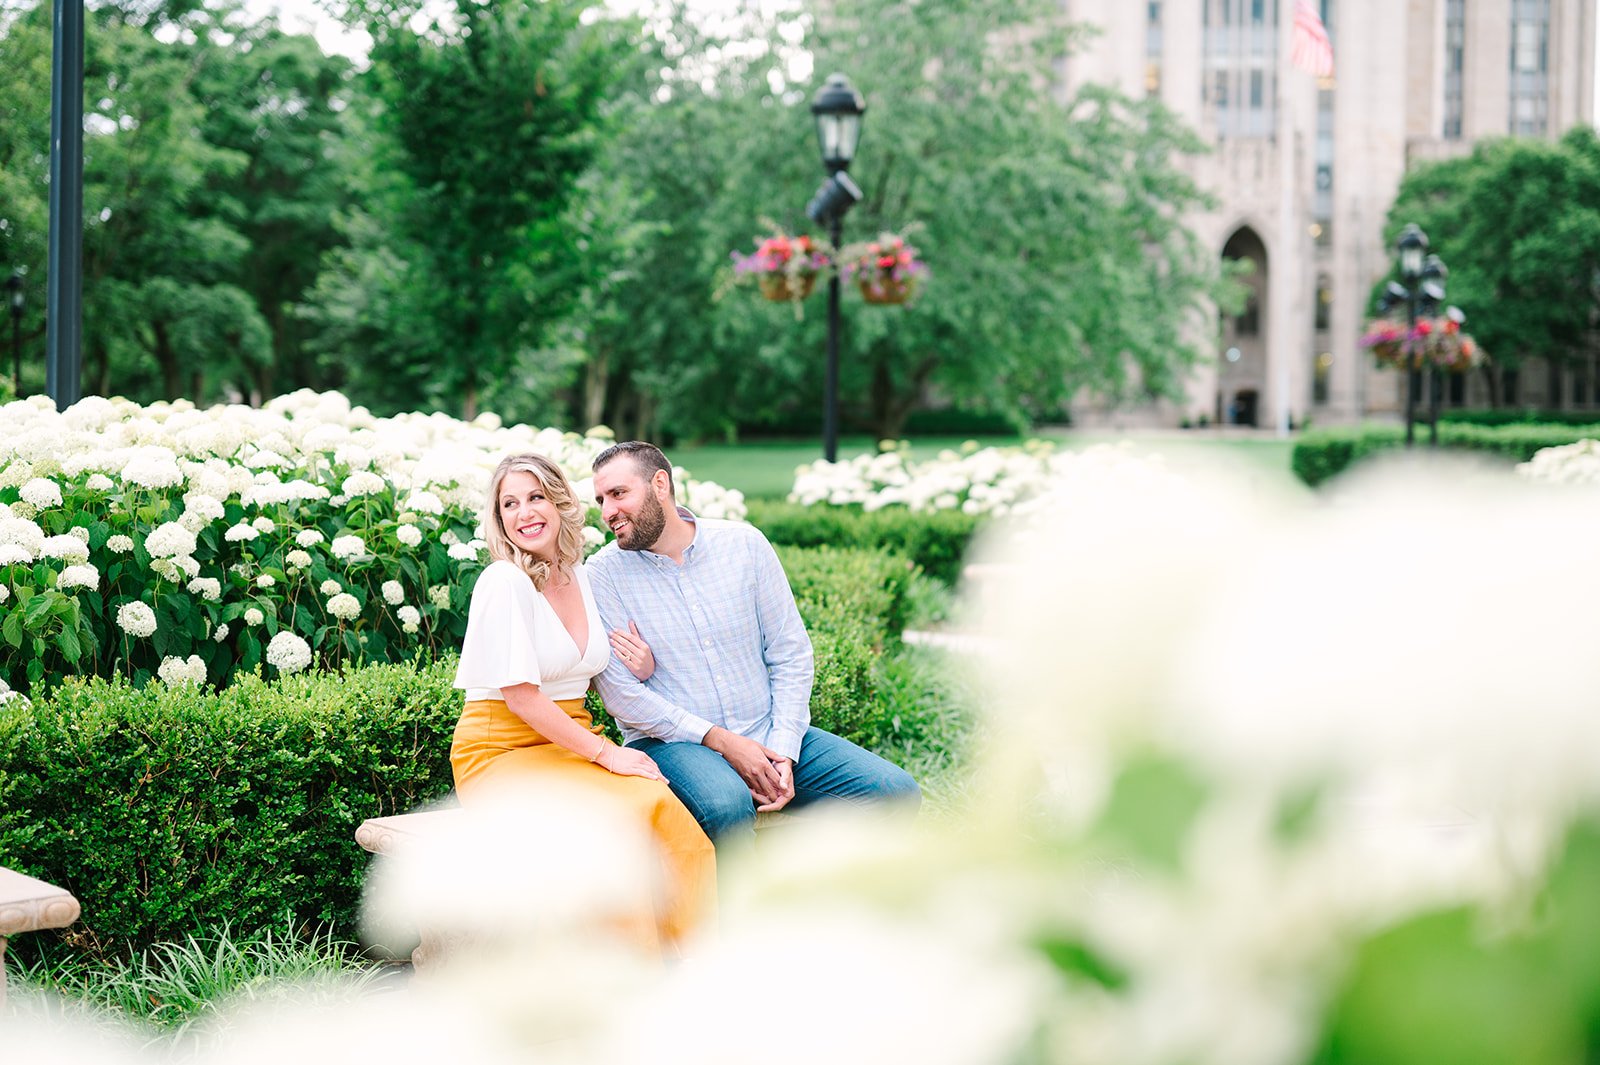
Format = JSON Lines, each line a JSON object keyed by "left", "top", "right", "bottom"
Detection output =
{"left": 1274, "top": 0, "right": 1296, "bottom": 439}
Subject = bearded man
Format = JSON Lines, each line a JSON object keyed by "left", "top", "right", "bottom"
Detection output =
{"left": 586, "top": 441, "right": 920, "bottom": 846}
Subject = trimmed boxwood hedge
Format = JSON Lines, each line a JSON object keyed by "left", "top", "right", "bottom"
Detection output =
{"left": 1439, "top": 409, "right": 1600, "bottom": 428}
{"left": 1291, "top": 423, "right": 1600, "bottom": 487}
{"left": 748, "top": 500, "right": 980, "bottom": 584}
{"left": 0, "top": 545, "right": 910, "bottom": 963}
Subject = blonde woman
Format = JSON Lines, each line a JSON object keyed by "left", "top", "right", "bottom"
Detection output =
{"left": 450, "top": 453, "right": 715, "bottom": 952}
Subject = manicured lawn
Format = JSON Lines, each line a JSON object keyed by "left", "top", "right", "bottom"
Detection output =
{"left": 674, "top": 431, "right": 1299, "bottom": 500}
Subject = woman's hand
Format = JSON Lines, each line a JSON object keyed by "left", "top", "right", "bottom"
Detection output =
{"left": 610, "top": 620, "right": 655, "bottom": 681}
{"left": 597, "top": 743, "right": 668, "bottom": 783}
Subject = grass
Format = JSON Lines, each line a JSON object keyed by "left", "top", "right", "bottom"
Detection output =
{"left": 6, "top": 923, "right": 390, "bottom": 1049}
{"left": 673, "top": 430, "right": 1297, "bottom": 500}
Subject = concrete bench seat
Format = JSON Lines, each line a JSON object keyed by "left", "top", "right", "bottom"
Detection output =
{"left": 0, "top": 866, "right": 82, "bottom": 1010}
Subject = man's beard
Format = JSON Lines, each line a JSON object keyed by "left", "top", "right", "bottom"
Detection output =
{"left": 616, "top": 491, "right": 667, "bottom": 551}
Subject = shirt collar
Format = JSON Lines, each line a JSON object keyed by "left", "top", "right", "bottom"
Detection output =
{"left": 644, "top": 506, "right": 698, "bottom": 566}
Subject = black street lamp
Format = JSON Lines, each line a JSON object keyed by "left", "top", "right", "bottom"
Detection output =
{"left": 5, "top": 272, "right": 22, "bottom": 398}
{"left": 1381, "top": 223, "right": 1448, "bottom": 448}
{"left": 806, "top": 72, "right": 866, "bottom": 464}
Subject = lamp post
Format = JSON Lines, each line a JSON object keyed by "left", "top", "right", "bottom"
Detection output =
{"left": 6, "top": 272, "right": 22, "bottom": 398}
{"left": 806, "top": 72, "right": 866, "bottom": 464}
{"left": 1382, "top": 224, "right": 1448, "bottom": 448}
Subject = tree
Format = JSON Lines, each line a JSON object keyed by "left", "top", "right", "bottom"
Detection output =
{"left": 347, "top": 0, "right": 636, "bottom": 418}
{"left": 1386, "top": 129, "right": 1600, "bottom": 404}
{"left": 556, "top": 0, "right": 1237, "bottom": 441}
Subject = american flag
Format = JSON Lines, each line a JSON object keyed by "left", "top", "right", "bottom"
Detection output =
{"left": 1290, "top": 0, "right": 1335, "bottom": 77}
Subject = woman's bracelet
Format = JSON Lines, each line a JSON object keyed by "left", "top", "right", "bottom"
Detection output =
{"left": 589, "top": 738, "right": 608, "bottom": 763}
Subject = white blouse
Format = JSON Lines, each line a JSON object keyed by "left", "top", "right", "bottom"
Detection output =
{"left": 453, "top": 560, "right": 611, "bottom": 702}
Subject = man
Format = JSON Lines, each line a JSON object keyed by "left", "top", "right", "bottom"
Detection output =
{"left": 587, "top": 441, "right": 920, "bottom": 846}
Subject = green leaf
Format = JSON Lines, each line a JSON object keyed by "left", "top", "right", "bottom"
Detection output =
{"left": 1093, "top": 756, "right": 1210, "bottom": 875}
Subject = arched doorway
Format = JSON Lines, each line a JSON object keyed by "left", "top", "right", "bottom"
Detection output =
{"left": 1219, "top": 227, "right": 1269, "bottom": 427}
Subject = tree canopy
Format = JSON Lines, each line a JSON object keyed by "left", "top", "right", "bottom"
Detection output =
{"left": 1, "top": 0, "right": 1238, "bottom": 439}
{"left": 1386, "top": 128, "right": 1600, "bottom": 387}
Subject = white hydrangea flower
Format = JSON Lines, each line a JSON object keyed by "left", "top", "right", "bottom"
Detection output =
{"left": 440, "top": 530, "right": 460, "bottom": 546}
{"left": 116, "top": 601, "right": 158, "bottom": 637}
{"left": 403, "top": 490, "right": 444, "bottom": 515}
{"left": 145, "top": 522, "right": 198, "bottom": 559}
{"left": 187, "top": 577, "right": 222, "bottom": 601}
{"left": 67, "top": 526, "right": 91, "bottom": 543}
{"left": 0, "top": 584, "right": 9, "bottom": 603}
{"left": 395, "top": 523, "right": 423, "bottom": 547}
{"left": 447, "top": 542, "right": 479, "bottom": 562}
{"left": 329, "top": 495, "right": 347, "bottom": 507}
{"left": 41, "top": 535, "right": 91, "bottom": 563}
{"left": 320, "top": 578, "right": 343, "bottom": 595}
{"left": 157, "top": 654, "right": 207, "bottom": 687}
{"left": 256, "top": 574, "right": 276, "bottom": 589}
{"left": 581, "top": 525, "right": 605, "bottom": 549}
{"left": 56, "top": 564, "right": 99, "bottom": 591}
{"left": 224, "top": 523, "right": 258, "bottom": 542}
{"left": 381, "top": 580, "right": 405, "bottom": 605}
{"left": 251, "top": 516, "right": 276, "bottom": 534}
{"left": 0, "top": 544, "right": 33, "bottom": 566}
{"left": 330, "top": 534, "right": 365, "bottom": 560}
{"left": 173, "top": 556, "right": 200, "bottom": 579}
{"left": 397, "top": 605, "right": 421, "bottom": 627}
{"left": 428, "top": 585, "right": 451, "bottom": 609}
{"left": 244, "top": 607, "right": 265, "bottom": 626}
{"left": 120, "top": 446, "right": 184, "bottom": 489}
{"left": 84, "top": 473, "right": 115, "bottom": 492}
{"left": 266, "top": 631, "right": 313, "bottom": 674}
{"left": 296, "top": 529, "right": 326, "bottom": 547}
{"left": 213, "top": 622, "right": 230, "bottom": 642}
{"left": 183, "top": 494, "right": 226, "bottom": 525}
{"left": 341, "top": 470, "right": 386, "bottom": 497}
{"left": 327, "top": 591, "right": 361, "bottom": 619}
{"left": 19, "top": 478, "right": 63, "bottom": 509}
{"left": 286, "top": 549, "right": 312, "bottom": 569}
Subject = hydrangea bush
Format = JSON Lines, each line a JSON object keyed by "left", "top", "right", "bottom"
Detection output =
{"left": 790, "top": 440, "right": 1153, "bottom": 517}
{"left": 1517, "top": 438, "right": 1600, "bottom": 486}
{"left": 0, "top": 390, "right": 745, "bottom": 694}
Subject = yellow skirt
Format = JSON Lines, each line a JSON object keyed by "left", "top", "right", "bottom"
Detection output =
{"left": 450, "top": 697, "right": 715, "bottom": 953}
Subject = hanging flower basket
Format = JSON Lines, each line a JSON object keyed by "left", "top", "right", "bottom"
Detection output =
{"left": 1360, "top": 314, "right": 1487, "bottom": 372}
{"left": 728, "top": 228, "right": 830, "bottom": 309}
{"left": 760, "top": 272, "right": 818, "bottom": 302}
{"left": 857, "top": 276, "right": 917, "bottom": 305}
{"left": 840, "top": 229, "right": 927, "bottom": 308}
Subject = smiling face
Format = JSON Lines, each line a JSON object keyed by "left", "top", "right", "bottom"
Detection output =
{"left": 496, "top": 469, "right": 561, "bottom": 560}
{"left": 593, "top": 457, "right": 668, "bottom": 552}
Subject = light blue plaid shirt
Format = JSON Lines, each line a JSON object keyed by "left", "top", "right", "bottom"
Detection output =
{"left": 587, "top": 509, "right": 814, "bottom": 763}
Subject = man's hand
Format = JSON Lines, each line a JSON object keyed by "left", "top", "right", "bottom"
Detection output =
{"left": 756, "top": 754, "right": 794, "bottom": 813}
{"left": 703, "top": 726, "right": 784, "bottom": 806}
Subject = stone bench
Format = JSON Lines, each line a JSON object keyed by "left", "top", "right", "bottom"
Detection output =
{"left": 0, "top": 866, "right": 82, "bottom": 1010}
{"left": 356, "top": 803, "right": 787, "bottom": 968}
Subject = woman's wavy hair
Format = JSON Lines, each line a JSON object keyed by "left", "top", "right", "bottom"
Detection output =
{"left": 482, "top": 453, "right": 587, "bottom": 590}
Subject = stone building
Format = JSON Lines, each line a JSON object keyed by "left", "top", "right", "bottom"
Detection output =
{"left": 1060, "top": 0, "right": 1596, "bottom": 427}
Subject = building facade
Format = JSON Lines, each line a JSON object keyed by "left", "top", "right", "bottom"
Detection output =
{"left": 1060, "top": 0, "right": 1596, "bottom": 427}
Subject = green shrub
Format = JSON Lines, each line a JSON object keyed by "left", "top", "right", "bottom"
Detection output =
{"left": 778, "top": 544, "right": 917, "bottom": 640}
{"left": 1291, "top": 423, "right": 1600, "bottom": 487}
{"left": 1438, "top": 409, "right": 1600, "bottom": 428}
{"left": 0, "top": 544, "right": 914, "bottom": 962}
{"left": 0, "top": 658, "right": 460, "bottom": 963}
{"left": 750, "top": 501, "right": 980, "bottom": 584}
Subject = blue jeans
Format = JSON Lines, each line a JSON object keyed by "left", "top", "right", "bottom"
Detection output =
{"left": 628, "top": 727, "right": 921, "bottom": 846}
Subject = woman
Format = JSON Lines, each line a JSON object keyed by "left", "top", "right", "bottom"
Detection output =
{"left": 450, "top": 452, "right": 715, "bottom": 953}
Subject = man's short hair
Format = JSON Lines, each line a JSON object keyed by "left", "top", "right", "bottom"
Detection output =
{"left": 593, "top": 440, "right": 674, "bottom": 496}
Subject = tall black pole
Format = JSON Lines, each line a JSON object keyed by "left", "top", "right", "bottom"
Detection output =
{"left": 823, "top": 215, "right": 842, "bottom": 464}
{"left": 10, "top": 304, "right": 20, "bottom": 397}
{"left": 47, "top": 0, "right": 85, "bottom": 409}
{"left": 1428, "top": 366, "right": 1441, "bottom": 447}
{"left": 1404, "top": 290, "right": 1418, "bottom": 449}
